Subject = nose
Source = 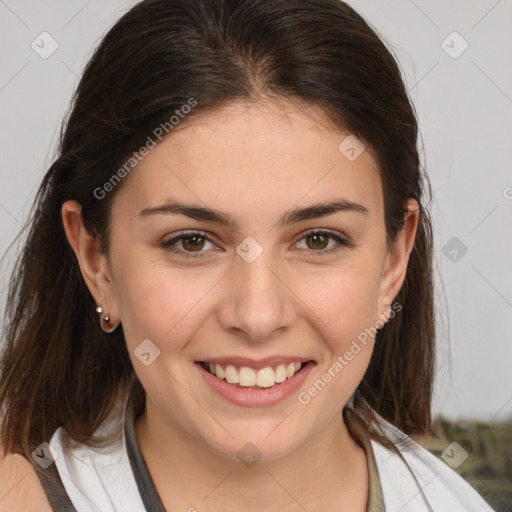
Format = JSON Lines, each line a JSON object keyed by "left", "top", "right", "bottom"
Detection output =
{"left": 216, "top": 247, "right": 297, "bottom": 343}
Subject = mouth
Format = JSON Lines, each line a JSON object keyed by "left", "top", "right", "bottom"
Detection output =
{"left": 198, "top": 360, "right": 311, "bottom": 389}
{"left": 196, "top": 358, "right": 315, "bottom": 407}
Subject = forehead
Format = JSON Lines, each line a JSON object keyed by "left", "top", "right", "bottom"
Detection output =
{"left": 113, "top": 99, "right": 383, "bottom": 226}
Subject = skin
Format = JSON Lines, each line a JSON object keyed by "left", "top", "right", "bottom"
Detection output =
{"left": 0, "top": 449, "right": 53, "bottom": 512}
{"left": 62, "top": 97, "right": 418, "bottom": 512}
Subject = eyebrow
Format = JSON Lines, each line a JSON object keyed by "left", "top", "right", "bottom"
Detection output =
{"left": 138, "top": 198, "right": 369, "bottom": 229}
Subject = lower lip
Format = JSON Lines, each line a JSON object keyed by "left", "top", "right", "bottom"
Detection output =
{"left": 196, "top": 361, "right": 315, "bottom": 407}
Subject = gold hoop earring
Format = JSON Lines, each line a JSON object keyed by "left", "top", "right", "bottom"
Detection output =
{"left": 95, "top": 306, "right": 120, "bottom": 333}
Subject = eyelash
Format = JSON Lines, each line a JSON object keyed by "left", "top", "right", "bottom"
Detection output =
{"left": 160, "top": 229, "right": 353, "bottom": 260}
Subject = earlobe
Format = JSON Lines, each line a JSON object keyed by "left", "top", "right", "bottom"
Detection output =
{"left": 61, "top": 200, "right": 120, "bottom": 326}
{"left": 378, "top": 199, "right": 419, "bottom": 316}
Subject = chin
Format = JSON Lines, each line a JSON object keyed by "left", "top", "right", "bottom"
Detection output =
{"left": 198, "top": 417, "right": 306, "bottom": 464}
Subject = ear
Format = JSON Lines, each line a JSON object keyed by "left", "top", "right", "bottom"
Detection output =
{"left": 61, "top": 200, "right": 120, "bottom": 324}
{"left": 377, "top": 198, "right": 419, "bottom": 320}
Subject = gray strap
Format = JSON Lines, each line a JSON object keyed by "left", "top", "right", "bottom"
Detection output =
{"left": 344, "top": 407, "right": 386, "bottom": 512}
{"left": 345, "top": 405, "right": 435, "bottom": 512}
{"left": 32, "top": 455, "right": 78, "bottom": 512}
{"left": 124, "top": 396, "right": 167, "bottom": 512}
{"left": 32, "top": 393, "right": 162, "bottom": 512}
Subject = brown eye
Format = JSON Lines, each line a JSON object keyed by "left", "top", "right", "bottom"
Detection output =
{"left": 295, "top": 229, "right": 352, "bottom": 255}
{"left": 181, "top": 234, "right": 206, "bottom": 252}
{"left": 161, "top": 231, "right": 216, "bottom": 259}
{"left": 305, "top": 233, "right": 330, "bottom": 250}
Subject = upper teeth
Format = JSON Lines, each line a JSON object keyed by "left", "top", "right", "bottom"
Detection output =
{"left": 207, "top": 362, "right": 302, "bottom": 388}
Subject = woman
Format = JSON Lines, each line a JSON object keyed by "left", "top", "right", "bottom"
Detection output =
{"left": 0, "top": 0, "right": 495, "bottom": 510}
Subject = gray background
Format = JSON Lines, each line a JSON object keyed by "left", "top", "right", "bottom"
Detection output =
{"left": 0, "top": 0, "right": 511, "bottom": 422}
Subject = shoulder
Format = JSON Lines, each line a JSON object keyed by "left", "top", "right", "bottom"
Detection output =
{"left": 371, "top": 437, "right": 496, "bottom": 511}
{"left": 0, "top": 447, "right": 53, "bottom": 512}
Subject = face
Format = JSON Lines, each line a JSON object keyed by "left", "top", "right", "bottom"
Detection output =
{"left": 76, "top": 98, "right": 415, "bottom": 462}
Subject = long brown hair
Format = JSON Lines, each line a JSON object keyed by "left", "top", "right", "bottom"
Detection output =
{"left": 0, "top": 0, "right": 434, "bottom": 460}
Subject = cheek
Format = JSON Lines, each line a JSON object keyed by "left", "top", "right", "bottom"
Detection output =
{"left": 112, "top": 253, "right": 221, "bottom": 351}
{"left": 299, "top": 272, "right": 379, "bottom": 411}
{"left": 297, "top": 256, "right": 382, "bottom": 337}
{"left": 296, "top": 253, "right": 382, "bottom": 392}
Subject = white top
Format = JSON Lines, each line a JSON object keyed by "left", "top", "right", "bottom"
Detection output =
{"left": 39, "top": 392, "right": 495, "bottom": 512}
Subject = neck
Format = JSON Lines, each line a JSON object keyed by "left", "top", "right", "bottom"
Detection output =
{"left": 134, "top": 403, "right": 369, "bottom": 512}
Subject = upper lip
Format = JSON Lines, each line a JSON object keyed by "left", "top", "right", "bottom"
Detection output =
{"left": 197, "top": 356, "right": 314, "bottom": 369}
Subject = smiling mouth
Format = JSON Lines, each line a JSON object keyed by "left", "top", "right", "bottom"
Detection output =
{"left": 198, "top": 361, "right": 311, "bottom": 389}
